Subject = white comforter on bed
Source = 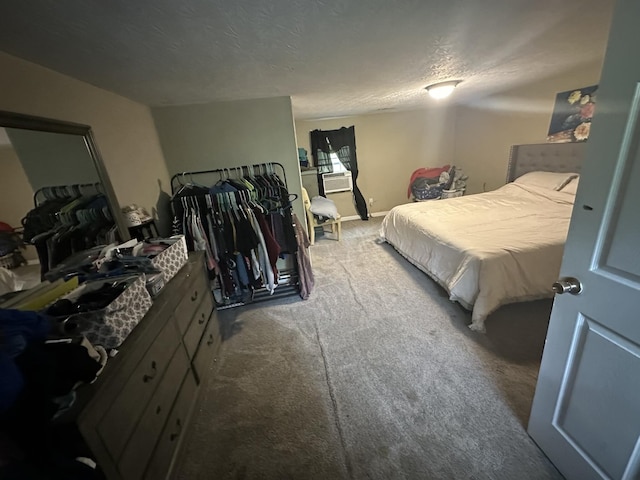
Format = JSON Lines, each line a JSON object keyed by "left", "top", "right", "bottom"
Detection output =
{"left": 380, "top": 183, "right": 576, "bottom": 331}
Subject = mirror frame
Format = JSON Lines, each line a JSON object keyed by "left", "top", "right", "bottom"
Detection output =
{"left": 0, "top": 110, "right": 130, "bottom": 240}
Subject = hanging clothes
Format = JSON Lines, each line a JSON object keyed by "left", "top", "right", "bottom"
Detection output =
{"left": 22, "top": 191, "right": 116, "bottom": 278}
{"left": 169, "top": 165, "right": 300, "bottom": 306}
{"left": 292, "top": 214, "right": 314, "bottom": 300}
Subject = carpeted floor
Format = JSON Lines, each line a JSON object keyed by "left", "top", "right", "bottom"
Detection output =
{"left": 174, "top": 218, "right": 562, "bottom": 480}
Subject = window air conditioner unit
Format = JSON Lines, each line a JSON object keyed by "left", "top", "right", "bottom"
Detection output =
{"left": 322, "top": 171, "right": 353, "bottom": 194}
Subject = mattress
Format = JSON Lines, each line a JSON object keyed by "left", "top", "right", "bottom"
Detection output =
{"left": 380, "top": 183, "right": 576, "bottom": 331}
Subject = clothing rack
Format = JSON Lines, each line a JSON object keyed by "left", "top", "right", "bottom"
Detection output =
{"left": 170, "top": 162, "right": 288, "bottom": 196}
{"left": 169, "top": 162, "right": 302, "bottom": 309}
{"left": 23, "top": 183, "right": 117, "bottom": 279}
{"left": 34, "top": 182, "right": 103, "bottom": 207}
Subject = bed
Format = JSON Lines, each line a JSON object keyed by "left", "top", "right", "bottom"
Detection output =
{"left": 380, "top": 143, "right": 585, "bottom": 332}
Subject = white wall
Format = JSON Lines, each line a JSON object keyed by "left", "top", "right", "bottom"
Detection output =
{"left": 152, "top": 96, "right": 304, "bottom": 225}
{"left": 0, "top": 49, "right": 603, "bottom": 237}
{"left": 295, "top": 106, "right": 456, "bottom": 217}
{"left": 6, "top": 128, "right": 100, "bottom": 190}
{"left": 294, "top": 60, "right": 602, "bottom": 217}
{"left": 0, "top": 145, "right": 34, "bottom": 228}
{"left": 0, "top": 52, "right": 172, "bottom": 232}
{"left": 0, "top": 145, "right": 38, "bottom": 260}
{"left": 454, "top": 61, "right": 603, "bottom": 194}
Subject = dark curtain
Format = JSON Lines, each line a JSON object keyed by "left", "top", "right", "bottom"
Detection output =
{"left": 310, "top": 126, "right": 369, "bottom": 220}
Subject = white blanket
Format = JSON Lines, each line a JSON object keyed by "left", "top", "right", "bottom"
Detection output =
{"left": 380, "top": 183, "right": 576, "bottom": 331}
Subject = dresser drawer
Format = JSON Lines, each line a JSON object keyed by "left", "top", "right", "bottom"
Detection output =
{"left": 182, "top": 293, "right": 214, "bottom": 359}
{"left": 144, "top": 371, "right": 198, "bottom": 480}
{"left": 175, "top": 268, "right": 209, "bottom": 335}
{"left": 97, "top": 319, "right": 180, "bottom": 461}
{"left": 117, "top": 346, "right": 190, "bottom": 479}
{"left": 192, "top": 310, "right": 221, "bottom": 383}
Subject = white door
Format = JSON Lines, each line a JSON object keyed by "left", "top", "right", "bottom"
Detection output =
{"left": 528, "top": 1, "right": 640, "bottom": 479}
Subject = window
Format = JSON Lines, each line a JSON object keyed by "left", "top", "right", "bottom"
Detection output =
{"left": 316, "top": 146, "right": 349, "bottom": 174}
{"left": 309, "top": 126, "right": 368, "bottom": 220}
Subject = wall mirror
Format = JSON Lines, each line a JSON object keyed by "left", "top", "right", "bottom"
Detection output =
{"left": 0, "top": 110, "right": 128, "bottom": 282}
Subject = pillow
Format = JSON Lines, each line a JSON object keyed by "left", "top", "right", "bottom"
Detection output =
{"left": 514, "top": 171, "right": 579, "bottom": 191}
{"left": 310, "top": 195, "right": 339, "bottom": 219}
{"left": 560, "top": 176, "right": 580, "bottom": 195}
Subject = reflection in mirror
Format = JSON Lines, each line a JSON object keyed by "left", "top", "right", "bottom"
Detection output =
{"left": 6, "top": 128, "right": 100, "bottom": 188}
{"left": 0, "top": 111, "right": 128, "bottom": 293}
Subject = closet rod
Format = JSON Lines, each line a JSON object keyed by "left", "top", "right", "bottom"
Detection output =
{"left": 170, "top": 162, "right": 287, "bottom": 195}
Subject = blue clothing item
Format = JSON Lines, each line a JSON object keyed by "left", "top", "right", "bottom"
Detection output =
{"left": 0, "top": 309, "right": 51, "bottom": 414}
{"left": 0, "top": 308, "right": 51, "bottom": 358}
{"left": 209, "top": 182, "right": 238, "bottom": 195}
{"left": 0, "top": 351, "right": 24, "bottom": 413}
{"left": 2, "top": 333, "right": 27, "bottom": 360}
{"left": 235, "top": 253, "right": 250, "bottom": 287}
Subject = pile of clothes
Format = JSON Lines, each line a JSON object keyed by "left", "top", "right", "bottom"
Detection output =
{"left": 408, "top": 165, "right": 468, "bottom": 201}
{"left": 0, "top": 308, "right": 106, "bottom": 479}
{"left": 0, "top": 221, "right": 26, "bottom": 270}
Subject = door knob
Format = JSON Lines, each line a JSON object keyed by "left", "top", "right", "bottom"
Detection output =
{"left": 552, "top": 277, "right": 582, "bottom": 295}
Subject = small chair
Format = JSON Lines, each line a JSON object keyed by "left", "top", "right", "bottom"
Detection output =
{"left": 301, "top": 187, "right": 341, "bottom": 246}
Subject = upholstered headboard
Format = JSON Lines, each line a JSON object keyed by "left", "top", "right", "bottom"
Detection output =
{"left": 507, "top": 143, "right": 586, "bottom": 183}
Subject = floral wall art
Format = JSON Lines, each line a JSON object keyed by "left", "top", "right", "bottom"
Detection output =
{"left": 546, "top": 85, "right": 598, "bottom": 143}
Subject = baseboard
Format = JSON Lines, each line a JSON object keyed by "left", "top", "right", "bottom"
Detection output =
{"left": 341, "top": 211, "right": 389, "bottom": 222}
{"left": 370, "top": 211, "right": 390, "bottom": 218}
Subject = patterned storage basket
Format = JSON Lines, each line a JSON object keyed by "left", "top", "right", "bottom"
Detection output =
{"left": 411, "top": 178, "right": 443, "bottom": 201}
{"left": 51, "top": 274, "right": 152, "bottom": 349}
{"left": 148, "top": 235, "right": 188, "bottom": 284}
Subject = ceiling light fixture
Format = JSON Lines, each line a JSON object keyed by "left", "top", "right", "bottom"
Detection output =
{"left": 425, "top": 80, "right": 461, "bottom": 100}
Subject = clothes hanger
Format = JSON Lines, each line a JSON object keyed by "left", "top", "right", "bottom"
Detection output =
{"left": 212, "top": 169, "right": 227, "bottom": 187}
{"left": 235, "top": 191, "right": 250, "bottom": 220}
{"left": 205, "top": 193, "right": 214, "bottom": 215}
{"left": 212, "top": 193, "right": 224, "bottom": 224}
{"left": 227, "top": 191, "right": 242, "bottom": 221}
{"left": 188, "top": 172, "right": 209, "bottom": 189}
{"left": 180, "top": 197, "right": 187, "bottom": 217}
{"left": 170, "top": 173, "right": 191, "bottom": 200}
{"left": 214, "top": 192, "right": 226, "bottom": 213}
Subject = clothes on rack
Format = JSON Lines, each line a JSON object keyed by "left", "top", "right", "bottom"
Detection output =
{"left": 34, "top": 183, "right": 102, "bottom": 207}
{"left": 22, "top": 192, "right": 117, "bottom": 278}
{"left": 170, "top": 166, "right": 299, "bottom": 305}
{"left": 292, "top": 213, "right": 314, "bottom": 300}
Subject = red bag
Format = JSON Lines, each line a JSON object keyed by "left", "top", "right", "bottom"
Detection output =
{"left": 407, "top": 165, "right": 450, "bottom": 198}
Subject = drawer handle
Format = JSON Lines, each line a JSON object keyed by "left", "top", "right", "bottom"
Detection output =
{"left": 198, "top": 313, "right": 206, "bottom": 325}
{"left": 169, "top": 418, "right": 182, "bottom": 442}
{"left": 191, "top": 291, "right": 198, "bottom": 302}
{"left": 207, "top": 334, "right": 214, "bottom": 346}
{"left": 143, "top": 361, "right": 157, "bottom": 383}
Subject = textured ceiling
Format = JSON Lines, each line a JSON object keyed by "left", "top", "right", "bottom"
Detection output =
{"left": 0, "top": 0, "right": 614, "bottom": 119}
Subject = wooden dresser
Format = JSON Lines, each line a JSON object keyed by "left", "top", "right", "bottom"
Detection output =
{"left": 77, "top": 252, "right": 221, "bottom": 480}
